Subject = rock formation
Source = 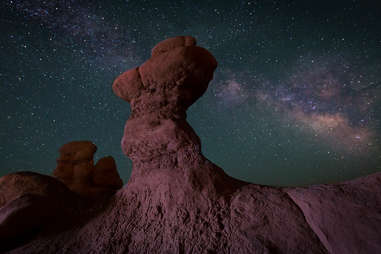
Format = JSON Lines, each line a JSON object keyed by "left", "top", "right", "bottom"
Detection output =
{"left": 2, "top": 36, "right": 381, "bottom": 253}
{"left": 53, "top": 141, "right": 123, "bottom": 197}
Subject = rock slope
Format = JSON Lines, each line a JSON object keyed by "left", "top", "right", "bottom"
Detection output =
{"left": 286, "top": 173, "right": 381, "bottom": 254}
{"left": 0, "top": 172, "right": 77, "bottom": 252}
{"left": 2, "top": 36, "right": 381, "bottom": 254}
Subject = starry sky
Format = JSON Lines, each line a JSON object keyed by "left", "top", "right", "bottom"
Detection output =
{"left": 1, "top": 0, "right": 381, "bottom": 186}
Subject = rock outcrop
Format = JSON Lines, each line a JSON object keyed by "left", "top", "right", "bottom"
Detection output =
{"left": 0, "top": 172, "right": 77, "bottom": 252}
{"left": 0, "top": 172, "right": 74, "bottom": 209}
{"left": 2, "top": 36, "right": 381, "bottom": 253}
{"left": 53, "top": 141, "right": 123, "bottom": 197}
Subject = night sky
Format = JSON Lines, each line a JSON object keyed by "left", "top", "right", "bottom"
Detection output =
{"left": 1, "top": 0, "right": 381, "bottom": 186}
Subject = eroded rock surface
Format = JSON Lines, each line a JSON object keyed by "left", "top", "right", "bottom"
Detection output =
{"left": 53, "top": 141, "right": 123, "bottom": 197}
{"left": 4, "top": 36, "right": 381, "bottom": 254}
{"left": 286, "top": 172, "right": 381, "bottom": 254}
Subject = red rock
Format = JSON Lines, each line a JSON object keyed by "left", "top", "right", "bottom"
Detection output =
{"left": 58, "top": 140, "right": 97, "bottom": 161}
{"left": 53, "top": 141, "right": 123, "bottom": 197}
{"left": 53, "top": 140, "right": 96, "bottom": 185}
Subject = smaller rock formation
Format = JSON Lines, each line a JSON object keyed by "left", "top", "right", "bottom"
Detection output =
{"left": 53, "top": 141, "right": 123, "bottom": 197}
{"left": 0, "top": 172, "right": 73, "bottom": 209}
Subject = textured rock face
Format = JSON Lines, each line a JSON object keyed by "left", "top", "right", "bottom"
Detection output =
{"left": 286, "top": 173, "right": 381, "bottom": 254}
{"left": 3, "top": 36, "right": 381, "bottom": 253}
{"left": 53, "top": 141, "right": 123, "bottom": 197}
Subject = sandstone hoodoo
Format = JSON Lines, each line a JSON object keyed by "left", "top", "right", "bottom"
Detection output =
{"left": 112, "top": 35, "right": 242, "bottom": 196}
{"left": 53, "top": 141, "right": 123, "bottom": 197}
{"left": 2, "top": 36, "right": 381, "bottom": 254}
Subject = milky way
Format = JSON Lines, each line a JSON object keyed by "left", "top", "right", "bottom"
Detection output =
{"left": 5, "top": 0, "right": 140, "bottom": 73}
{"left": 1, "top": 0, "right": 381, "bottom": 186}
{"left": 216, "top": 54, "right": 380, "bottom": 155}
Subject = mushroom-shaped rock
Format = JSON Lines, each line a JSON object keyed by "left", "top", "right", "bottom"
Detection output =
{"left": 53, "top": 141, "right": 123, "bottom": 197}
{"left": 112, "top": 36, "right": 220, "bottom": 184}
{"left": 108, "top": 36, "right": 329, "bottom": 253}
